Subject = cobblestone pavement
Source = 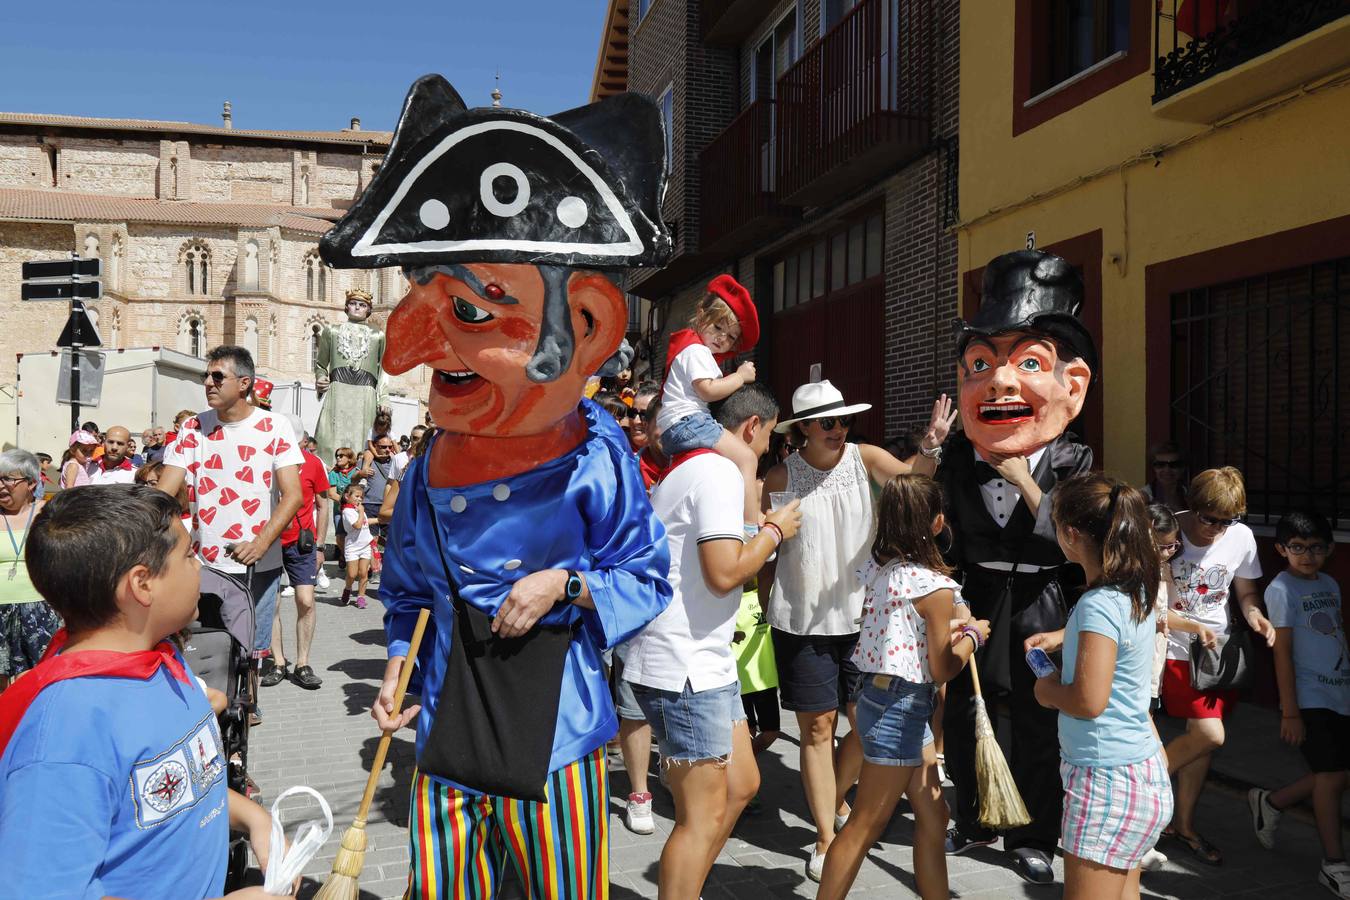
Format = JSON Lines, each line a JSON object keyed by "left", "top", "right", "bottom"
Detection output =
{"left": 247, "top": 567, "right": 1336, "bottom": 899}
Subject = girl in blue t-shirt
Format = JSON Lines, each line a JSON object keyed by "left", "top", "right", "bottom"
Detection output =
{"left": 1026, "top": 474, "right": 1174, "bottom": 899}
{"left": 817, "top": 475, "right": 990, "bottom": 900}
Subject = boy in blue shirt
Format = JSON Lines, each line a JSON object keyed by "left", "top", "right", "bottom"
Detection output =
{"left": 1248, "top": 511, "right": 1349, "bottom": 898}
{"left": 0, "top": 485, "right": 287, "bottom": 900}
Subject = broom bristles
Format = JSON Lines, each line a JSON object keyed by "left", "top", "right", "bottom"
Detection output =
{"left": 971, "top": 696, "right": 1032, "bottom": 830}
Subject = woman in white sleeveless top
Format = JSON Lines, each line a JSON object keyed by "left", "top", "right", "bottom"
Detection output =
{"left": 761, "top": 380, "right": 955, "bottom": 881}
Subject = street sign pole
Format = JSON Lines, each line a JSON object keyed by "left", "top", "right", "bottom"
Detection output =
{"left": 68, "top": 253, "right": 81, "bottom": 434}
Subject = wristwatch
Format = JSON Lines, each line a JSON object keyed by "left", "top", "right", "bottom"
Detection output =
{"left": 564, "top": 569, "right": 585, "bottom": 601}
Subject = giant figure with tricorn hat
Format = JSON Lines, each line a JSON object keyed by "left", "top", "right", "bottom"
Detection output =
{"left": 319, "top": 75, "right": 672, "bottom": 898}
{"left": 936, "top": 249, "right": 1096, "bottom": 885}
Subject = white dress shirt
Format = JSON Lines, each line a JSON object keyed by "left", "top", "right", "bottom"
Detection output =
{"left": 974, "top": 445, "right": 1055, "bottom": 572}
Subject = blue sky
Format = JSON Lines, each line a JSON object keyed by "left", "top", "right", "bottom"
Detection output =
{"left": 0, "top": 0, "right": 605, "bottom": 130}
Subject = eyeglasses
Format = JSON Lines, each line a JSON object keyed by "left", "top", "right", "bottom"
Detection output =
{"left": 1155, "top": 541, "right": 1181, "bottom": 553}
{"left": 1197, "top": 512, "right": 1243, "bottom": 528}
{"left": 0, "top": 475, "right": 30, "bottom": 487}
{"left": 202, "top": 371, "right": 236, "bottom": 385}
{"left": 1284, "top": 543, "right": 1330, "bottom": 557}
{"left": 814, "top": 415, "right": 855, "bottom": 431}
{"left": 1152, "top": 459, "right": 1185, "bottom": 469}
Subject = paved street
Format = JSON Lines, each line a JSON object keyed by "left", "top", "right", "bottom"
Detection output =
{"left": 248, "top": 566, "right": 1336, "bottom": 899}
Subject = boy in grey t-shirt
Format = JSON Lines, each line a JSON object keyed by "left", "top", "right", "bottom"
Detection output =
{"left": 1248, "top": 512, "right": 1350, "bottom": 899}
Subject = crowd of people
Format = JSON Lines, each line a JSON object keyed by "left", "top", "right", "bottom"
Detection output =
{"left": 0, "top": 326, "right": 1344, "bottom": 899}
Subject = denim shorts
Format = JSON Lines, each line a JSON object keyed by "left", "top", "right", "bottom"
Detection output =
{"left": 856, "top": 674, "right": 937, "bottom": 767}
{"left": 610, "top": 655, "right": 645, "bottom": 721}
{"left": 631, "top": 679, "right": 746, "bottom": 763}
{"left": 659, "top": 411, "right": 724, "bottom": 456}
{"left": 249, "top": 567, "right": 282, "bottom": 658}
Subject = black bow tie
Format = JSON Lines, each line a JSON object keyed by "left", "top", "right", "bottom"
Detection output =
{"left": 975, "top": 461, "right": 1002, "bottom": 485}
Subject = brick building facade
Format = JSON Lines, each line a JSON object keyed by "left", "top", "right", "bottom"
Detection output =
{"left": 0, "top": 112, "right": 430, "bottom": 411}
{"left": 594, "top": 0, "right": 958, "bottom": 441}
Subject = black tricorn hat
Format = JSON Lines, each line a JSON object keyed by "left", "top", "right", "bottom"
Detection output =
{"left": 954, "top": 250, "right": 1098, "bottom": 375}
{"left": 320, "top": 74, "right": 672, "bottom": 271}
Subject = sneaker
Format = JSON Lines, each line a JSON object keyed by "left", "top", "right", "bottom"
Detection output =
{"left": 1140, "top": 847, "right": 1168, "bottom": 871}
{"left": 624, "top": 792, "right": 655, "bottom": 834}
{"left": 354, "top": 595, "right": 368, "bottom": 609}
{"left": 280, "top": 585, "right": 295, "bottom": 598}
{"left": 316, "top": 569, "right": 330, "bottom": 591}
{"left": 292, "top": 665, "right": 323, "bottom": 690}
{"left": 806, "top": 848, "right": 826, "bottom": 882}
{"left": 1249, "top": 788, "right": 1281, "bottom": 850}
{"left": 945, "top": 826, "right": 997, "bottom": 856}
{"left": 340, "top": 588, "right": 351, "bottom": 606}
{"left": 1321, "top": 860, "right": 1350, "bottom": 898}
{"left": 834, "top": 810, "right": 850, "bottom": 833}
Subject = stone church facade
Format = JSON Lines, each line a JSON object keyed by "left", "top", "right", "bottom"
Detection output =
{"left": 0, "top": 111, "right": 429, "bottom": 403}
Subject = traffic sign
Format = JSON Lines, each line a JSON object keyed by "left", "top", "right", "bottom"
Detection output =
{"left": 22, "top": 279, "right": 102, "bottom": 301}
{"left": 56, "top": 304, "right": 102, "bottom": 349}
{"left": 22, "top": 257, "right": 101, "bottom": 280}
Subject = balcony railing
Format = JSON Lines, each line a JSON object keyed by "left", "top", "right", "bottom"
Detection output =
{"left": 700, "top": 99, "right": 799, "bottom": 254}
{"left": 775, "top": 0, "right": 930, "bottom": 204}
{"left": 1154, "top": 0, "right": 1350, "bottom": 103}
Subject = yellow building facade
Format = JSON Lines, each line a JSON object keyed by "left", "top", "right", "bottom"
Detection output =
{"left": 956, "top": 1, "right": 1350, "bottom": 529}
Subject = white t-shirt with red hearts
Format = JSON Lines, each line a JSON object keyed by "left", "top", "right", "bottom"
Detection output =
{"left": 163, "top": 407, "right": 304, "bottom": 574}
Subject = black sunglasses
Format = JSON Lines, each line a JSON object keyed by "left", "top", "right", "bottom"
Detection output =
{"left": 202, "top": 371, "right": 231, "bottom": 385}
{"left": 814, "top": 415, "right": 855, "bottom": 431}
{"left": 632, "top": 407, "right": 654, "bottom": 422}
{"left": 1197, "top": 511, "right": 1243, "bottom": 528}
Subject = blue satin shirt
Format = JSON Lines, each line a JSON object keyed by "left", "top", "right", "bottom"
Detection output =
{"left": 380, "top": 401, "right": 672, "bottom": 787}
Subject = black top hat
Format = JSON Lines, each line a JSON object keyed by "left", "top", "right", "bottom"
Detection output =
{"left": 320, "top": 74, "right": 672, "bottom": 271}
{"left": 954, "top": 250, "right": 1098, "bottom": 374}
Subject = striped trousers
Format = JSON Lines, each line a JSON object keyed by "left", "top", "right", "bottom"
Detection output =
{"left": 405, "top": 747, "right": 609, "bottom": 899}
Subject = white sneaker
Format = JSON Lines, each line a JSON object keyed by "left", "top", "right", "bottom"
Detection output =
{"left": 1249, "top": 788, "right": 1281, "bottom": 850}
{"left": 834, "top": 810, "right": 849, "bottom": 833}
{"left": 625, "top": 792, "right": 655, "bottom": 835}
{"left": 1140, "top": 847, "right": 1167, "bottom": 871}
{"left": 316, "top": 569, "right": 330, "bottom": 591}
{"left": 280, "top": 586, "right": 295, "bottom": 598}
{"left": 1320, "top": 860, "right": 1350, "bottom": 898}
{"left": 806, "top": 848, "right": 826, "bottom": 882}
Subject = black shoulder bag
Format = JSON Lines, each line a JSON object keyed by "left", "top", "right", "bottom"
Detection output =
{"left": 417, "top": 504, "right": 579, "bottom": 802}
{"left": 1189, "top": 608, "right": 1253, "bottom": 691}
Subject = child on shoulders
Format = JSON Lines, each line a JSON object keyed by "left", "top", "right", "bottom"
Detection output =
{"left": 656, "top": 275, "right": 762, "bottom": 525}
{"left": 0, "top": 484, "right": 288, "bottom": 900}
{"left": 817, "top": 474, "right": 990, "bottom": 900}
{"left": 1248, "top": 511, "right": 1350, "bottom": 899}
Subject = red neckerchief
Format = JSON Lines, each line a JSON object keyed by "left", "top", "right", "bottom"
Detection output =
{"left": 99, "top": 457, "right": 134, "bottom": 472}
{"left": 0, "top": 629, "right": 189, "bottom": 758}
{"left": 637, "top": 449, "right": 663, "bottom": 490}
{"left": 654, "top": 448, "right": 717, "bottom": 485}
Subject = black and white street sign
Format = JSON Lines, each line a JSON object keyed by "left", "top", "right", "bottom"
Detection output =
{"left": 21, "top": 257, "right": 101, "bottom": 281}
{"left": 22, "top": 279, "right": 103, "bottom": 301}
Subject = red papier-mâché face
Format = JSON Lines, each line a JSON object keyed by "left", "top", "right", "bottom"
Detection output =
{"left": 957, "top": 332, "right": 1091, "bottom": 459}
{"left": 382, "top": 262, "right": 626, "bottom": 437}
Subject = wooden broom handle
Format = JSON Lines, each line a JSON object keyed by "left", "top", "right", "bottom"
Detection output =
{"left": 354, "top": 607, "right": 431, "bottom": 824}
{"left": 968, "top": 652, "right": 984, "bottom": 699}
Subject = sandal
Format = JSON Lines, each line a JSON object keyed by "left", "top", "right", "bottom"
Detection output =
{"left": 1167, "top": 829, "right": 1223, "bottom": 866}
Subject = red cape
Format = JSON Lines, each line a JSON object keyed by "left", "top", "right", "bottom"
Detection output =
{"left": 0, "top": 629, "right": 188, "bottom": 758}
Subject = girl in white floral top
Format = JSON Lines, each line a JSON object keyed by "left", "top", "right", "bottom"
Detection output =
{"left": 818, "top": 475, "right": 990, "bottom": 900}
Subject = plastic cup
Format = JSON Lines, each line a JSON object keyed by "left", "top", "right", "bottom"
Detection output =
{"left": 769, "top": 491, "right": 798, "bottom": 511}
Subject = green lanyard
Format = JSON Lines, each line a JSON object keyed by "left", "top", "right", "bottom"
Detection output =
{"left": 3, "top": 501, "right": 35, "bottom": 581}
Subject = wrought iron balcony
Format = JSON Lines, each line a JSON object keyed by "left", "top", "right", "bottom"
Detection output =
{"left": 774, "top": 0, "right": 930, "bottom": 206}
{"left": 1154, "top": 0, "right": 1350, "bottom": 104}
{"left": 700, "top": 99, "right": 801, "bottom": 257}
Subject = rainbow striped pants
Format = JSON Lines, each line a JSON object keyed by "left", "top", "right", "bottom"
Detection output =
{"left": 405, "top": 747, "right": 609, "bottom": 899}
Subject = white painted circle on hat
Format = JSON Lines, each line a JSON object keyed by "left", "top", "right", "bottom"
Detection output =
{"left": 557, "top": 196, "right": 588, "bottom": 229}
{"left": 449, "top": 494, "right": 467, "bottom": 513}
{"left": 418, "top": 198, "right": 450, "bottom": 230}
{"left": 459, "top": 564, "right": 475, "bottom": 574}
{"left": 492, "top": 483, "right": 511, "bottom": 502}
{"left": 480, "top": 163, "right": 530, "bottom": 218}
{"left": 504, "top": 559, "right": 522, "bottom": 571}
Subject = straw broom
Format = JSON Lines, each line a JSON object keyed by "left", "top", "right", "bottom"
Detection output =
{"left": 314, "top": 608, "right": 430, "bottom": 900}
{"left": 968, "top": 654, "right": 1032, "bottom": 830}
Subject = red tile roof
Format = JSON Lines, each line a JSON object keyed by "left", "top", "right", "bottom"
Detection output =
{"left": 0, "top": 187, "right": 342, "bottom": 234}
{"left": 0, "top": 112, "right": 391, "bottom": 148}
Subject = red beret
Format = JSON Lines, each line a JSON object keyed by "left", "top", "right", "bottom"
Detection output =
{"left": 707, "top": 274, "right": 759, "bottom": 354}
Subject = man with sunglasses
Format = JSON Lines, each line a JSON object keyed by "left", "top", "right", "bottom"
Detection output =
{"left": 158, "top": 346, "right": 305, "bottom": 714}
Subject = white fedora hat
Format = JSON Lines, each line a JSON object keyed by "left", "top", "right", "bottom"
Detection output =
{"left": 773, "top": 380, "right": 872, "bottom": 433}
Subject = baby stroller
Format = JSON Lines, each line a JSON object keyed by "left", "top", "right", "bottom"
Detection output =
{"left": 181, "top": 566, "right": 257, "bottom": 891}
